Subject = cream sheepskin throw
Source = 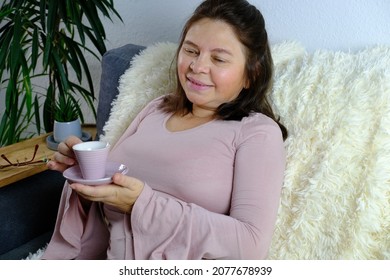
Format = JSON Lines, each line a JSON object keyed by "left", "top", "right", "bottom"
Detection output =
{"left": 100, "top": 42, "right": 178, "bottom": 144}
{"left": 100, "top": 41, "right": 390, "bottom": 260}
{"left": 268, "top": 44, "right": 390, "bottom": 260}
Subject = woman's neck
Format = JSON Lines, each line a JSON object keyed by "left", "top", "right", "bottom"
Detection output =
{"left": 191, "top": 105, "right": 216, "bottom": 119}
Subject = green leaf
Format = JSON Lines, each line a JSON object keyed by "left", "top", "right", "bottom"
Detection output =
{"left": 69, "top": 81, "right": 97, "bottom": 121}
{"left": 10, "top": 13, "right": 22, "bottom": 76}
{"left": 43, "top": 84, "right": 55, "bottom": 133}
{"left": 46, "top": 0, "right": 59, "bottom": 34}
{"left": 31, "top": 26, "right": 39, "bottom": 70}
{"left": 21, "top": 56, "right": 33, "bottom": 116}
{"left": 42, "top": 33, "right": 51, "bottom": 69}
{"left": 43, "top": 1, "right": 59, "bottom": 68}
{"left": 39, "top": 0, "right": 46, "bottom": 31}
{"left": 65, "top": 38, "right": 95, "bottom": 96}
{"left": 68, "top": 1, "right": 86, "bottom": 45}
{"left": 4, "top": 80, "right": 18, "bottom": 145}
{"left": 79, "top": 1, "right": 106, "bottom": 54}
{"left": 62, "top": 37, "right": 82, "bottom": 81}
{"left": 52, "top": 51, "right": 70, "bottom": 92}
{"left": 34, "top": 95, "right": 41, "bottom": 135}
{"left": 0, "top": 25, "right": 13, "bottom": 77}
{"left": 54, "top": 94, "right": 80, "bottom": 122}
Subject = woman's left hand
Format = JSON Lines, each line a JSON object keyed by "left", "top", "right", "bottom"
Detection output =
{"left": 69, "top": 173, "right": 144, "bottom": 213}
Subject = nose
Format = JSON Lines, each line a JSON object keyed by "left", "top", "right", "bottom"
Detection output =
{"left": 190, "top": 56, "right": 210, "bottom": 73}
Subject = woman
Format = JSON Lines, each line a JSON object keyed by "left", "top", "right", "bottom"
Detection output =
{"left": 43, "top": 0, "right": 287, "bottom": 260}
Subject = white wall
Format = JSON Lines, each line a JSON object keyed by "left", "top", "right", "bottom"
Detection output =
{"left": 2, "top": 0, "right": 390, "bottom": 129}
{"left": 103, "top": 0, "right": 390, "bottom": 52}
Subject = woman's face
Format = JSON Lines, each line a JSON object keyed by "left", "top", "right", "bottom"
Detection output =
{"left": 177, "top": 18, "right": 248, "bottom": 116}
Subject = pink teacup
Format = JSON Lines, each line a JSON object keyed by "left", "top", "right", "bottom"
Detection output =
{"left": 73, "top": 141, "right": 110, "bottom": 180}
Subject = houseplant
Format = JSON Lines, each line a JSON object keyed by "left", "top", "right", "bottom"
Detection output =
{"left": 52, "top": 94, "right": 82, "bottom": 143}
{"left": 0, "top": 0, "right": 122, "bottom": 146}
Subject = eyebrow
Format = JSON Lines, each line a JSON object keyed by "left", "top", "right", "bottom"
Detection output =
{"left": 183, "top": 40, "right": 233, "bottom": 56}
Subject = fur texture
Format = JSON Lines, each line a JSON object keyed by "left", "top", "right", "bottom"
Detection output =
{"left": 100, "top": 42, "right": 178, "bottom": 144}
{"left": 23, "top": 245, "right": 47, "bottom": 260}
{"left": 102, "top": 41, "right": 389, "bottom": 259}
{"left": 268, "top": 44, "right": 390, "bottom": 259}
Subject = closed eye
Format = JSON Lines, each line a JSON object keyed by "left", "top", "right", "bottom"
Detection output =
{"left": 213, "top": 56, "right": 227, "bottom": 63}
{"left": 183, "top": 47, "right": 198, "bottom": 56}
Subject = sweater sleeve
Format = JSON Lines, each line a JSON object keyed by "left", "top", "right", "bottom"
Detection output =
{"left": 42, "top": 183, "right": 109, "bottom": 259}
{"left": 130, "top": 118, "right": 286, "bottom": 259}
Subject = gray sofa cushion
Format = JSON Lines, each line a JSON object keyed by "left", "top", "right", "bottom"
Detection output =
{"left": 96, "top": 44, "right": 145, "bottom": 139}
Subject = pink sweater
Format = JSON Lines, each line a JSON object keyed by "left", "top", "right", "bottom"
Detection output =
{"left": 43, "top": 96, "right": 286, "bottom": 259}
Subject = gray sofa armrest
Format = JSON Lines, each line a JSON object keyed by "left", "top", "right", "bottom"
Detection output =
{"left": 0, "top": 170, "right": 65, "bottom": 259}
{"left": 96, "top": 44, "right": 146, "bottom": 139}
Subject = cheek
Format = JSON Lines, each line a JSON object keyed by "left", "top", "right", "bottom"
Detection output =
{"left": 216, "top": 70, "right": 245, "bottom": 90}
{"left": 177, "top": 57, "right": 188, "bottom": 82}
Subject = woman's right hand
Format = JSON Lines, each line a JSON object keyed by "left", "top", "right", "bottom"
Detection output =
{"left": 47, "top": 136, "right": 83, "bottom": 173}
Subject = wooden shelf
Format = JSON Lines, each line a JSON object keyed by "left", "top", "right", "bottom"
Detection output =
{"left": 0, "top": 125, "right": 96, "bottom": 188}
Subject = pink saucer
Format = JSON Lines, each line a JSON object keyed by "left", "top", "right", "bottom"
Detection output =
{"left": 63, "top": 161, "right": 128, "bottom": 185}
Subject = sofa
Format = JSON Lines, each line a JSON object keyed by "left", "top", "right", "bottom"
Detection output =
{"left": 2, "top": 41, "right": 389, "bottom": 260}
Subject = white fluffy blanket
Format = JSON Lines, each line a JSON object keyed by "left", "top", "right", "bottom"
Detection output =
{"left": 268, "top": 43, "right": 390, "bottom": 259}
{"left": 100, "top": 42, "right": 178, "bottom": 144}
{"left": 100, "top": 41, "right": 390, "bottom": 259}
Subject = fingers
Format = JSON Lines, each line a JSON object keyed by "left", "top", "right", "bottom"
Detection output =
{"left": 69, "top": 174, "right": 145, "bottom": 213}
{"left": 58, "top": 136, "right": 83, "bottom": 159}
{"left": 70, "top": 183, "right": 105, "bottom": 201}
{"left": 46, "top": 160, "right": 69, "bottom": 173}
{"left": 112, "top": 173, "right": 144, "bottom": 191}
{"left": 46, "top": 136, "right": 83, "bottom": 172}
{"left": 69, "top": 174, "right": 138, "bottom": 200}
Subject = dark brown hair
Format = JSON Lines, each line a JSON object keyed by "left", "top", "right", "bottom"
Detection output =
{"left": 160, "top": 0, "right": 288, "bottom": 140}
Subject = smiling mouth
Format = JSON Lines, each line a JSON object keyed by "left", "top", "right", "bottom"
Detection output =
{"left": 187, "top": 77, "right": 212, "bottom": 88}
